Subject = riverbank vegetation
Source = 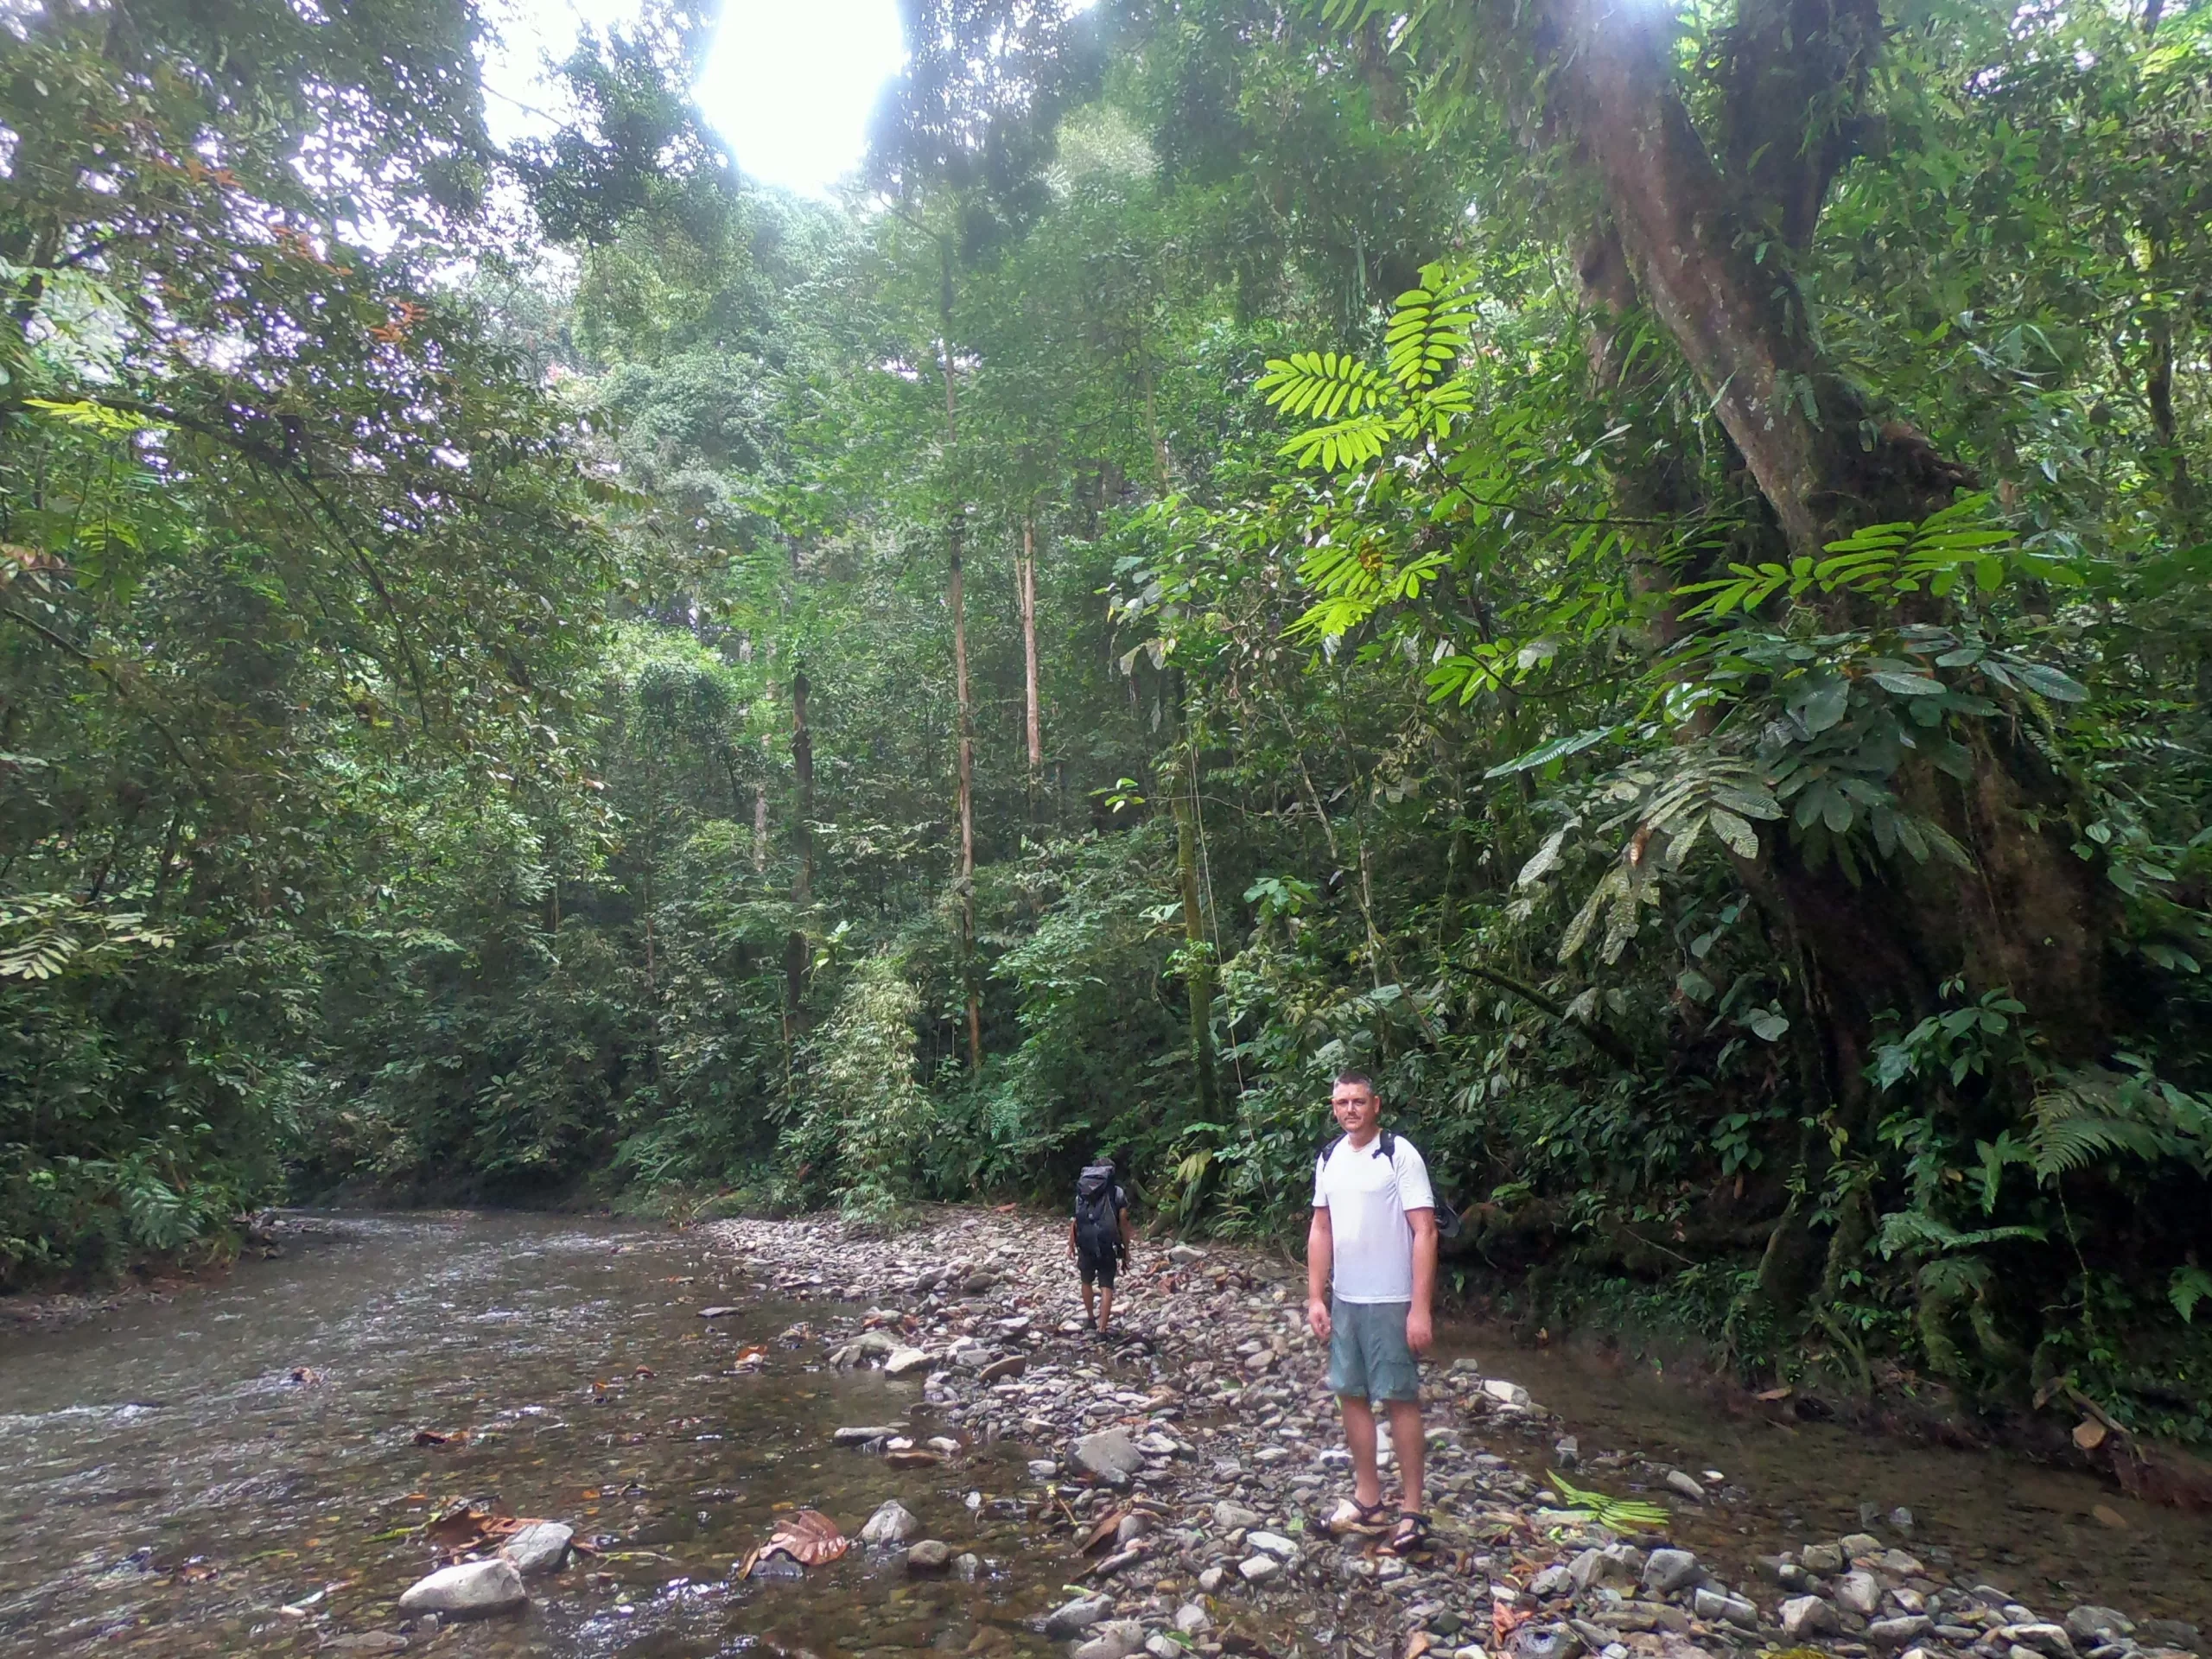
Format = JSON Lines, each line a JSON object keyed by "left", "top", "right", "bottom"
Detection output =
{"left": 5, "top": 0, "right": 2211, "bottom": 1452}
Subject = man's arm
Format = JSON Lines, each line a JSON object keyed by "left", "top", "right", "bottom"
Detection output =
{"left": 1118, "top": 1199, "right": 1133, "bottom": 1256}
{"left": 1067, "top": 1217, "right": 1077, "bottom": 1255}
{"left": 1406, "top": 1207, "right": 1438, "bottom": 1354}
{"left": 1306, "top": 1206, "right": 1334, "bottom": 1341}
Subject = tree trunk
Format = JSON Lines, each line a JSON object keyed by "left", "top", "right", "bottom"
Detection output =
{"left": 1170, "top": 671, "right": 1219, "bottom": 1119}
{"left": 1543, "top": 0, "right": 2112, "bottom": 1061}
{"left": 938, "top": 237, "right": 983, "bottom": 1074}
{"left": 1020, "top": 513, "right": 1042, "bottom": 815}
{"left": 785, "top": 666, "right": 814, "bottom": 1053}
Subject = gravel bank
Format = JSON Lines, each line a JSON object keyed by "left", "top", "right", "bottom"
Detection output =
{"left": 711, "top": 1207, "right": 2203, "bottom": 1659}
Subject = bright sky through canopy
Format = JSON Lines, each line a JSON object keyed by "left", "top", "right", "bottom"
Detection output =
{"left": 696, "top": 1, "right": 908, "bottom": 196}
{"left": 479, "top": 0, "right": 909, "bottom": 199}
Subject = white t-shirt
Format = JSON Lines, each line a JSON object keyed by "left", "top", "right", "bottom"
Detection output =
{"left": 1313, "top": 1133, "right": 1435, "bottom": 1304}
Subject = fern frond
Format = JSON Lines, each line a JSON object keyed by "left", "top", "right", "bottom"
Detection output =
{"left": 2027, "top": 1089, "right": 2166, "bottom": 1176}
{"left": 1279, "top": 410, "right": 1395, "bottom": 472}
{"left": 1255, "top": 352, "right": 1390, "bottom": 420}
{"left": 1383, "top": 264, "right": 1481, "bottom": 394}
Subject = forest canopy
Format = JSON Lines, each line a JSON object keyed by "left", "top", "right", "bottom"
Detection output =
{"left": 3, "top": 0, "right": 2210, "bottom": 1445}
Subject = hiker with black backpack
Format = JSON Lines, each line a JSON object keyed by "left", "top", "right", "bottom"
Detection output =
{"left": 1307, "top": 1069, "right": 1438, "bottom": 1556}
{"left": 1067, "top": 1156, "right": 1131, "bottom": 1336}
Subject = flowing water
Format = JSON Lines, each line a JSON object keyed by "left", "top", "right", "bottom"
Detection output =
{"left": 1451, "top": 1322, "right": 2212, "bottom": 1626}
{"left": 0, "top": 1213, "right": 1070, "bottom": 1658}
{"left": 3, "top": 1213, "right": 2207, "bottom": 1659}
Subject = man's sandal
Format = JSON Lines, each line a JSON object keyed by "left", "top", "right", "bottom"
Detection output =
{"left": 1381, "top": 1512, "right": 1433, "bottom": 1555}
{"left": 1323, "top": 1497, "right": 1393, "bottom": 1537}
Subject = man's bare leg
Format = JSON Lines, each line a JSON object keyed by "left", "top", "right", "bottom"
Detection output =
{"left": 1340, "top": 1395, "right": 1383, "bottom": 1508}
{"left": 1097, "top": 1284, "right": 1116, "bottom": 1334}
{"left": 1080, "top": 1280, "right": 1097, "bottom": 1326}
{"left": 1384, "top": 1398, "right": 1426, "bottom": 1514}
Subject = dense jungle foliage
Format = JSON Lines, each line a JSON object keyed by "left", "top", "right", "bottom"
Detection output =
{"left": 5, "top": 0, "right": 2212, "bottom": 1451}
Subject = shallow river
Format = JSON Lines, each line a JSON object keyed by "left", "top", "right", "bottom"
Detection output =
{"left": 3, "top": 1212, "right": 2207, "bottom": 1657}
{"left": 1457, "top": 1325, "right": 2212, "bottom": 1624}
{"left": 0, "top": 1213, "right": 1071, "bottom": 1657}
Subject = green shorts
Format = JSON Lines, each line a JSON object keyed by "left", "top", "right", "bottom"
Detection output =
{"left": 1326, "top": 1297, "right": 1421, "bottom": 1403}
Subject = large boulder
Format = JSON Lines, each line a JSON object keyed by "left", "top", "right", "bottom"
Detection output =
{"left": 1044, "top": 1593, "right": 1114, "bottom": 1639}
{"left": 1643, "top": 1548, "right": 1701, "bottom": 1595}
{"left": 1779, "top": 1596, "right": 1841, "bottom": 1640}
{"left": 859, "top": 1500, "right": 919, "bottom": 1546}
{"left": 1074, "top": 1429, "right": 1144, "bottom": 1481}
{"left": 396, "top": 1559, "right": 526, "bottom": 1620}
{"left": 499, "top": 1521, "right": 572, "bottom": 1576}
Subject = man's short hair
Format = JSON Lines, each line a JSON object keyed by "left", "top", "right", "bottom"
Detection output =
{"left": 1332, "top": 1070, "right": 1376, "bottom": 1096}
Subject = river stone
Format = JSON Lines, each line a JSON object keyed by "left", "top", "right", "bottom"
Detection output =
{"left": 832, "top": 1425, "right": 899, "bottom": 1444}
{"left": 1530, "top": 1564, "right": 1573, "bottom": 1599}
{"left": 1995, "top": 1624, "right": 2077, "bottom": 1659}
{"left": 499, "top": 1521, "right": 573, "bottom": 1575}
{"left": 397, "top": 1559, "right": 526, "bottom": 1620}
{"left": 860, "top": 1499, "right": 919, "bottom": 1545}
{"left": 1198, "top": 1566, "right": 1228, "bottom": 1593}
{"left": 1837, "top": 1570, "right": 1884, "bottom": 1616}
{"left": 1248, "top": 1530, "right": 1296, "bottom": 1559}
{"left": 1175, "top": 1604, "right": 1212, "bottom": 1635}
{"left": 1692, "top": 1587, "right": 1756, "bottom": 1627}
{"left": 2066, "top": 1609, "right": 2133, "bottom": 1644}
{"left": 1665, "top": 1469, "right": 1707, "bottom": 1502}
{"left": 1800, "top": 1542, "right": 1846, "bottom": 1574}
{"left": 1643, "top": 1548, "right": 1700, "bottom": 1595}
{"left": 1168, "top": 1244, "right": 1206, "bottom": 1264}
{"left": 698, "top": 1306, "right": 740, "bottom": 1318}
{"left": 1781, "top": 1596, "right": 1842, "bottom": 1639}
{"left": 882, "top": 1345, "right": 931, "bottom": 1376}
{"left": 1509, "top": 1624, "right": 1583, "bottom": 1659}
{"left": 1482, "top": 1378, "right": 1533, "bottom": 1408}
{"left": 1075, "top": 1429, "right": 1143, "bottom": 1479}
{"left": 1866, "top": 1616, "right": 1936, "bottom": 1648}
{"left": 1073, "top": 1620, "right": 1146, "bottom": 1659}
{"left": 1212, "top": 1500, "right": 1264, "bottom": 1532}
{"left": 1045, "top": 1593, "right": 1114, "bottom": 1638}
{"left": 977, "top": 1353, "right": 1027, "bottom": 1382}
{"left": 322, "top": 1637, "right": 409, "bottom": 1655}
{"left": 1568, "top": 1545, "right": 1641, "bottom": 1591}
{"left": 1238, "top": 1554, "right": 1281, "bottom": 1584}
{"left": 1146, "top": 1637, "right": 1181, "bottom": 1659}
{"left": 1840, "top": 1531, "right": 1885, "bottom": 1559}
{"left": 904, "top": 1539, "right": 951, "bottom": 1571}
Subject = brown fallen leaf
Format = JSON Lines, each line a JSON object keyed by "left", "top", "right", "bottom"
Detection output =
{"left": 1493, "top": 1605, "right": 1535, "bottom": 1649}
{"left": 411, "top": 1429, "right": 468, "bottom": 1447}
{"left": 2074, "top": 1418, "right": 2109, "bottom": 1451}
{"left": 738, "top": 1508, "right": 850, "bottom": 1577}
{"left": 1406, "top": 1635, "right": 1436, "bottom": 1659}
{"left": 884, "top": 1448, "right": 943, "bottom": 1470}
{"left": 1755, "top": 1386, "right": 1792, "bottom": 1402}
{"left": 1079, "top": 1506, "right": 1128, "bottom": 1554}
{"left": 286, "top": 1367, "right": 323, "bottom": 1387}
{"left": 2092, "top": 1503, "right": 2129, "bottom": 1529}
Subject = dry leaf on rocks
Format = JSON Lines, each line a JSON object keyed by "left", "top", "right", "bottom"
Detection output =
{"left": 739, "top": 1508, "right": 849, "bottom": 1577}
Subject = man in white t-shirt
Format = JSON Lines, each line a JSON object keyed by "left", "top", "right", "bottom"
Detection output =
{"left": 1306, "top": 1069, "right": 1437, "bottom": 1554}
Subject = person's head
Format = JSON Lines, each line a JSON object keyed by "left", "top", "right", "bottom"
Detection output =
{"left": 1330, "top": 1070, "right": 1380, "bottom": 1137}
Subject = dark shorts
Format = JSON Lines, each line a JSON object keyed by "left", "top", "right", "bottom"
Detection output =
{"left": 1077, "top": 1244, "right": 1119, "bottom": 1289}
{"left": 1326, "top": 1297, "right": 1421, "bottom": 1403}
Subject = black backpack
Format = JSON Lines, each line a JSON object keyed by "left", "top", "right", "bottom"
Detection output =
{"left": 1074, "top": 1163, "right": 1124, "bottom": 1260}
{"left": 1317, "top": 1131, "right": 1463, "bottom": 1240}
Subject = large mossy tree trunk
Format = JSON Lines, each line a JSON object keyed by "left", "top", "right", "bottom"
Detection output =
{"left": 1527, "top": 0, "right": 2114, "bottom": 1081}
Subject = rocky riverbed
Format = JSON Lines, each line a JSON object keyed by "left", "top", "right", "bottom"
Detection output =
{"left": 711, "top": 1206, "right": 2206, "bottom": 1659}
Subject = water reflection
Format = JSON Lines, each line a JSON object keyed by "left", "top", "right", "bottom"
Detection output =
{"left": 0, "top": 1214, "right": 1062, "bottom": 1656}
